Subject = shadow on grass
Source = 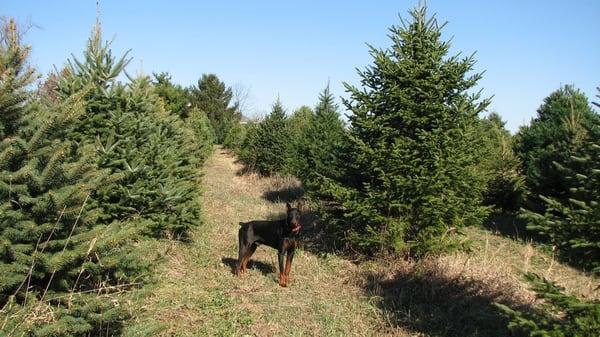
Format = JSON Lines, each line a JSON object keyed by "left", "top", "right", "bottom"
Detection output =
{"left": 262, "top": 185, "right": 305, "bottom": 203}
{"left": 360, "top": 260, "right": 534, "bottom": 337}
{"left": 221, "top": 257, "right": 276, "bottom": 275}
{"left": 482, "top": 211, "right": 532, "bottom": 241}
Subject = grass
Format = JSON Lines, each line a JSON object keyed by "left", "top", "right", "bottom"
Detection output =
{"left": 123, "top": 147, "right": 598, "bottom": 337}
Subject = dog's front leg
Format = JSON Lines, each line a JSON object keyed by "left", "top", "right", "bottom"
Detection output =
{"left": 278, "top": 249, "right": 287, "bottom": 286}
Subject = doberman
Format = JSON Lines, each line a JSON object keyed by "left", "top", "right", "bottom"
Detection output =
{"left": 236, "top": 202, "right": 302, "bottom": 287}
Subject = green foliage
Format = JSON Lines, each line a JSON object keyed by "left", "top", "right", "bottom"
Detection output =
{"left": 496, "top": 272, "right": 600, "bottom": 337}
{"left": 187, "top": 107, "right": 216, "bottom": 161}
{"left": 299, "top": 86, "right": 346, "bottom": 190}
{"left": 55, "top": 23, "right": 203, "bottom": 237}
{"left": 515, "top": 85, "right": 596, "bottom": 209}
{"left": 236, "top": 122, "right": 260, "bottom": 172}
{"left": 284, "top": 105, "right": 313, "bottom": 176}
{"left": 478, "top": 113, "right": 525, "bottom": 212}
{"left": 520, "top": 102, "right": 600, "bottom": 273}
{"left": 320, "top": 6, "right": 491, "bottom": 256}
{"left": 188, "top": 73, "right": 240, "bottom": 143}
{"left": 222, "top": 121, "right": 246, "bottom": 151}
{"left": 152, "top": 71, "right": 190, "bottom": 118}
{"left": 0, "top": 19, "right": 144, "bottom": 336}
{"left": 252, "top": 100, "right": 290, "bottom": 176}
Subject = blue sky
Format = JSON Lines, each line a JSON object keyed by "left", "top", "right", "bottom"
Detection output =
{"left": 4, "top": 0, "right": 599, "bottom": 132}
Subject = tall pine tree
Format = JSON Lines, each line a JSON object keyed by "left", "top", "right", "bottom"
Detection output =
{"left": 189, "top": 73, "right": 240, "bottom": 143}
{"left": 322, "top": 6, "right": 490, "bottom": 255}
{"left": 254, "top": 99, "right": 289, "bottom": 176}
{"left": 1, "top": 18, "right": 141, "bottom": 336}
{"left": 521, "top": 93, "right": 600, "bottom": 273}
{"left": 295, "top": 85, "right": 346, "bottom": 191}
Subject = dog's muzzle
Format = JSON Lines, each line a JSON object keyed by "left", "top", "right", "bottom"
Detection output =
{"left": 291, "top": 223, "right": 301, "bottom": 234}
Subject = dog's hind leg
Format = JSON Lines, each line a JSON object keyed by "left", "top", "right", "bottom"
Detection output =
{"left": 241, "top": 243, "right": 257, "bottom": 273}
{"left": 236, "top": 229, "right": 246, "bottom": 275}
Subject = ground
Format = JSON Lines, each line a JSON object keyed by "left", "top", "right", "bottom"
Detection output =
{"left": 124, "top": 147, "right": 598, "bottom": 337}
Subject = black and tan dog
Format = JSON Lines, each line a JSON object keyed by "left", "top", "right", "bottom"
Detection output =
{"left": 236, "top": 203, "right": 302, "bottom": 287}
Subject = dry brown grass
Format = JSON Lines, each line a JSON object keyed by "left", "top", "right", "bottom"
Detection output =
{"left": 124, "top": 147, "right": 598, "bottom": 337}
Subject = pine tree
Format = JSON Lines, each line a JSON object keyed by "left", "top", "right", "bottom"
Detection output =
{"left": 321, "top": 6, "right": 490, "bottom": 255}
{"left": 285, "top": 105, "right": 313, "bottom": 176}
{"left": 55, "top": 23, "right": 203, "bottom": 237}
{"left": 515, "top": 85, "right": 596, "bottom": 210}
{"left": 186, "top": 107, "right": 216, "bottom": 162}
{"left": 152, "top": 71, "right": 190, "bottom": 118}
{"left": 496, "top": 272, "right": 600, "bottom": 337}
{"left": 236, "top": 122, "right": 260, "bottom": 172}
{"left": 291, "top": 86, "right": 346, "bottom": 191}
{"left": 478, "top": 113, "right": 525, "bottom": 211}
{"left": 189, "top": 73, "right": 240, "bottom": 143}
{"left": 254, "top": 99, "right": 290, "bottom": 176}
{"left": 521, "top": 98, "right": 600, "bottom": 273}
{"left": 0, "top": 18, "right": 141, "bottom": 336}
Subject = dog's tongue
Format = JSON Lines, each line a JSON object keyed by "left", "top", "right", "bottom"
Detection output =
{"left": 291, "top": 224, "right": 301, "bottom": 233}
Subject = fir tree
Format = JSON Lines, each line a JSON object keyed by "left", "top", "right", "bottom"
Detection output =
{"left": 478, "top": 113, "right": 525, "bottom": 211}
{"left": 285, "top": 105, "right": 313, "bottom": 177}
{"left": 296, "top": 85, "right": 346, "bottom": 190}
{"left": 189, "top": 73, "right": 240, "bottom": 143}
{"left": 254, "top": 99, "right": 290, "bottom": 176}
{"left": 496, "top": 273, "right": 600, "bottom": 337}
{"left": 0, "top": 18, "right": 141, "bottom": 336}
{"left": 152, "top": 71, "right": 190, "bottom": 118}
{"left": 321, "top": 6, "right": 490, "bottom": 255}
{"left": 55, "top": 23, "right": 203, "bottom": 237}
{"left": 515, "top": 85, "right": 596, "bottom": 210}
{"left": 521, "top": 97, "right": 600, "bottom": 273}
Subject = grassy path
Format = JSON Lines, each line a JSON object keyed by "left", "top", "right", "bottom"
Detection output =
{"left": 126, "top": 147, "right": 389, "bottom": 336}
{"left": 124, "top": 147, "right": 598, "bottom": 337}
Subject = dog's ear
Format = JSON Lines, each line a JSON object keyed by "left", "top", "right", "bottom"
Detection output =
{"left": 286, "top": 202, "right": 291, "bottom": 210}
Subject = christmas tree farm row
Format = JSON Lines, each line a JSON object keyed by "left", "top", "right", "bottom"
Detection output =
{"left": 225, "top": 7, "right": 600, "bottom": 337}
{"left": 0, "top": 19, "right": 221, "bottom": 335}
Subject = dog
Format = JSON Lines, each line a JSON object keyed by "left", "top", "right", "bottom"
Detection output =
{"left": 236, "top": 202, "right": 302, "bottom": 287}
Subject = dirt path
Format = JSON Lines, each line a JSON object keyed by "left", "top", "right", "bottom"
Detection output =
{"left": 127, "top": 147, "right": 391, "bottom": 337}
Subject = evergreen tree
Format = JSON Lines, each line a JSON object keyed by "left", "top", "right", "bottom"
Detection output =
{"left": 296, "top": 86, "right": 346, "bottom": 190}
{"left": 222, "top": 120, "right": 246, "bottom": 151}
{"left": 0, "top": 18, "right": 140, "bottom": 336}
{"left": 321, "top": 6, "right": 490, "bottom": 255}
{"left": 496, "top": 273, "right": 600, "bottom": 337}
{"left": 189, "top": 73, "right": 240, "bottom": 143}
{"left": 285, "top": 105, "right": 313, "bottom": 176}
{"left": 236, "top": 122, "right": 260, "bottom": 173}
{"left": 478, "top": 113, "right": 525, "bottom": 211}
{"left": 152, "top": 71, "right": 190, "bottom": 118}
{"left": 521, "top": 98, "right": 600, "bottom": 273}
{"left": 55, "top": 23, "right": 203, "bottom": 237}
{"left": 186, "top": 107, "right": 215, "bottom": 161}
{"left": 515, "top": 85, "right": 596, "bottom": 209}
{"left": 254, "top": 100, "right": 290, "bottom": 176}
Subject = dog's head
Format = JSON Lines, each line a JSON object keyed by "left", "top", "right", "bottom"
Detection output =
{"left": 286, "top": 202, "right": 302, "bottom": 234}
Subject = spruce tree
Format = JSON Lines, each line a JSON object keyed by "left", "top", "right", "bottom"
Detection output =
{"left": 189, "top": 73, "right": 240, "bottom": 143}
{"left": 478, "top": 113, "right": 525, "bottom": 211}
{"left": 285, "top": 105, "right": 313, "bottom": 176}
{"left": 515, "top": 85, "right": 596, "bottom": 209}
{"left": 0, "top": 18, "right": 140, "bottom": 336}
{"left": 322, "top": 6, "right": 490, "bottom": 255}
{"left": 152, "top": 71, "right": 190, "bottom": 118}
{"left": 296, "top": 85, "right": 346, "bottom": 190}
{"left": 254, "top": 100, "right": 289, "bottom": 176}
{"left": 521, "top": 99, "right": 600, "bottom": 273}
{"left": 496, "top": 273, "right": 600, "bottom": 337}
{"left": 55, "top": 23, "right": 203, "bottom": 237}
